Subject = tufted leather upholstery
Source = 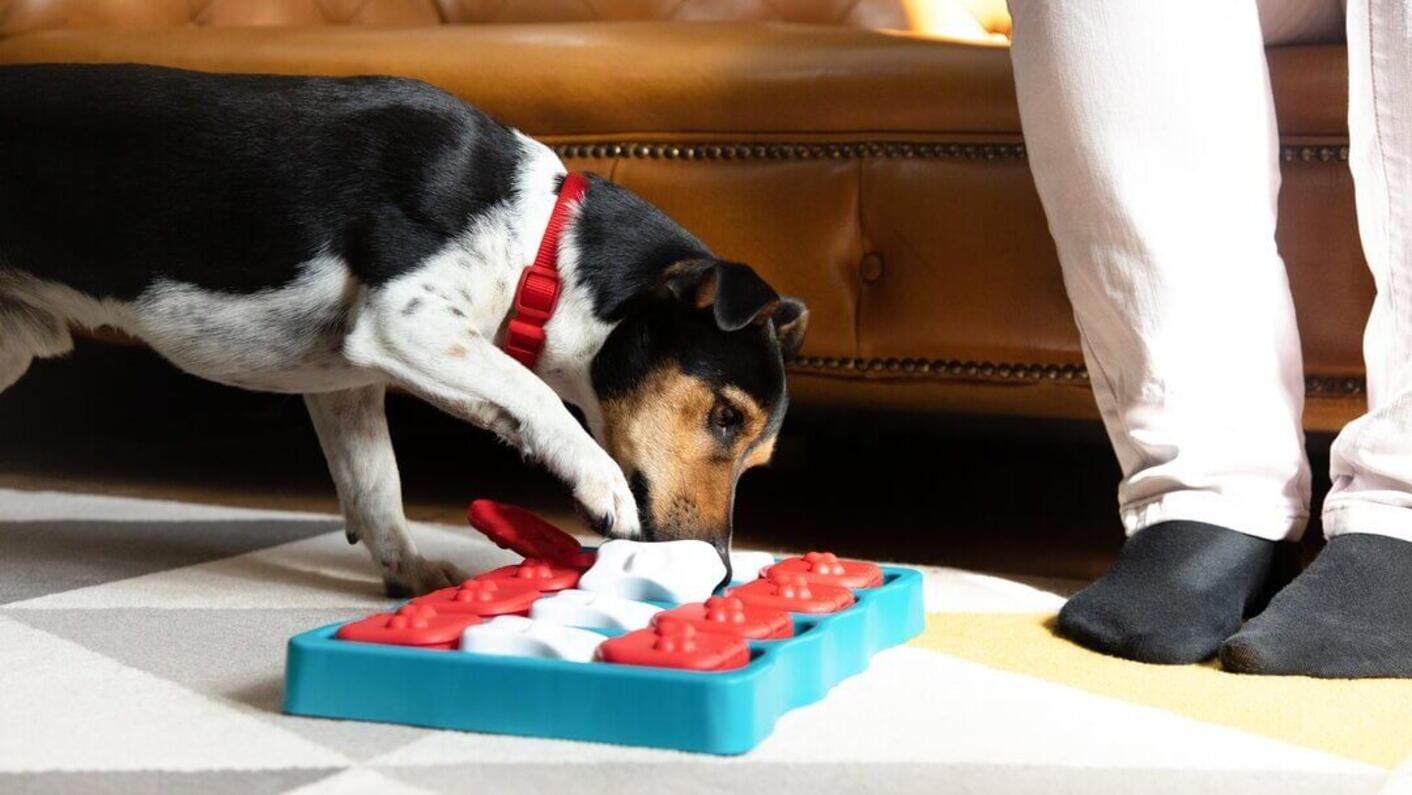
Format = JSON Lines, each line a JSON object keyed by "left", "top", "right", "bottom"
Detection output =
{"left": 0, "top": 1, "right": 1367, "bottom": 430}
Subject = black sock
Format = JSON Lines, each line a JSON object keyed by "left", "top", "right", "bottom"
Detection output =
{"left": 1221, "top": 533, "right": 1412, "bottom": 678}
{"left": 1056, "top": 521, "right": 1276, "bottom": 664}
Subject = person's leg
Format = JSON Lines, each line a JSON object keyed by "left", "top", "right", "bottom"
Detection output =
{"left": 1009, "top": 0, "right": 1314, "bottom": 663}
{"left": 1223, "top": 0, "right": 1412, "bottom": 678}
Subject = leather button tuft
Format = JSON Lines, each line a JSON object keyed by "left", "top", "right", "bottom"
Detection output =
{"left": 859, "top": 253, "right": 884, "bottom": 282}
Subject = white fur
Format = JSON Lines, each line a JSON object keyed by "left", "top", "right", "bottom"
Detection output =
{"left": 136, "top": 256, "right": 380, "bottom": 394}
{"left": 0, "top": 134, "right": 639, "bottom": 592}
{"left": 0, "top": 270, "right": 126, "bottom": 391}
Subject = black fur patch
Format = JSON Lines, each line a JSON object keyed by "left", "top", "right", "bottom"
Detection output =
{"left": 570, "top": 174, "right": 711, "bottom": 322}
{"left": 0, "top": 64, "right": 523, "bottom": 299}
{"left": 591, "top": 298, "right": 789, "bottom": 435}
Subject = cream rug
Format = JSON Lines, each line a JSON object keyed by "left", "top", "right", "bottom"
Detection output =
{"left": 0, "top": 488, "right": 1406, "bottom": 794}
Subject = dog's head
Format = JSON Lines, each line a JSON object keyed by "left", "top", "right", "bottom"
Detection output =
{"left": 569, "top": 175, "right": 808, "bottom": 561}
{"left": 587, "top": 261, "right": 807, "bottom": 560}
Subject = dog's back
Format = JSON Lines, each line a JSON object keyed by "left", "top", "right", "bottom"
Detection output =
{"left": 0, "top": 63, "right": 520, "bottom": 300}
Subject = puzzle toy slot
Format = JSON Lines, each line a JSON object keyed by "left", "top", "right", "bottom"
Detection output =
{"left": 285, "top": 501, "right": 925, "bottom": 754}
{"left": 459, "top": 615, "right": 606, "bottom": 663}
{"left": 576, "top": 538, "right": 727, "bottom": 604}
{"left": 529, "top": 589, "right": 662, "bottom": 631}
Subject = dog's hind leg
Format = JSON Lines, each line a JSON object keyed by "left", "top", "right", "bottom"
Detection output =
{"left": 0, "top": 295, "right": 72, "bottom": 394}
{"left": 305, "top": 383, "right": 469, "bottom": 596}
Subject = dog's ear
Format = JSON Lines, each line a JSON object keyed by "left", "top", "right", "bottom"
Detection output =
{"left": 773, "top": 297, "right": 809, "bottom": 358}
{"left": 659, "top": 259, "right": 780, "bottom": 332}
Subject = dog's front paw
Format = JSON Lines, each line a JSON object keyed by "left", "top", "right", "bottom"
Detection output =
{"left": 383, "top": 556, "right": 470, "bottom": 598}
{"left": 573, "top": 450, "right": 641, "bottom": 540}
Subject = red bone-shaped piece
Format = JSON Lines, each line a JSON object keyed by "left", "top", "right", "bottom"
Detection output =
{"left": 335, "top": 604, "right": 483, "bottom": 649}
{"left": 467, "top": 500, "right": 596, "bottom": 569}
{"left": 654, "top": 595, "right": 793, "bottom": 640}
{"left": 477, "top": 558, "right": 584, "bottom": 592}
{"left": 411, "top": 577, "right": 543, "bottom": 616}
{"left": 763, "top": 551, "right": 884, "bottom": 589}
{"left": 597, "top": 623, "right": 751, "bottom": 671}
{"left": 729, "top": 572, "right": 855, "bottom": 614}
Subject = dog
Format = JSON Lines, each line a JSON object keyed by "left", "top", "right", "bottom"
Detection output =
{"left": 0, "top": 64, "right": 808, "bottom": 595}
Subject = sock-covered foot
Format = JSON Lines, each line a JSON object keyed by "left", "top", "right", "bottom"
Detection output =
{"left": 1057, "top": 521, "right": 1276, "bottom": 664}
{"left": 1220, "top": 533, "right": 1412, "bottom": 678}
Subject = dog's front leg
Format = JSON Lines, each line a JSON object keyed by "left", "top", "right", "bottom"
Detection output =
{"left": 345, "top": 303, "right": 640, "bottom": 539}
{"left": 305, "top": 384, "right": 469, "bottom": 596}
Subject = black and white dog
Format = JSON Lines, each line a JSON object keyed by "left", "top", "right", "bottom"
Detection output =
{"left": 0, "top": 64, "right": 808, "bottom": 595}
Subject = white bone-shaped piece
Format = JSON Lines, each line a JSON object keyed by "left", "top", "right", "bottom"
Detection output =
{"left": 728, "top": 551, "right": 777, "bottom": 585}
{"left": 458, "top": 615, "right": 604, "bottom": 662}
{"left": 577, "top": 539, "right": 727, "bottom": 603}
{"left": 529, "top": 589, "right": 662, "bottom": 631}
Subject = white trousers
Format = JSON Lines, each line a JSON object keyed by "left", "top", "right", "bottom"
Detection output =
{"left": 1009, "top": 0, "right": 1412, "bottom": 543}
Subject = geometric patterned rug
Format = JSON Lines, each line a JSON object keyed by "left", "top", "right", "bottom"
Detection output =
{"left": 2, "top": 488, "right": 1407, "bottom": 794}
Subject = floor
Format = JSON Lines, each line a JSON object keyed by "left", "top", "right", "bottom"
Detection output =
{"left": 3, "top": 483, "right": 1403, "bottom": 794}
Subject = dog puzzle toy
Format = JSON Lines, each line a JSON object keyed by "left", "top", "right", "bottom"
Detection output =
{"left": 285, "top": 500, "right": 925, "bottom": 754}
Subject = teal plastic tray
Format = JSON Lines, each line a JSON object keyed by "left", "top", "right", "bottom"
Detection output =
{"left": 284, "top": 564, "right": 924, "bottom": 755}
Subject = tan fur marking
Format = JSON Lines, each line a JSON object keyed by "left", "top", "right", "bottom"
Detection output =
{"left": 743, "top": 435, "right": 777, "bottom": 470}
{"left": 694, "top": 269, "right": 719, "bottom": 310}
{"left": 600, "top": 365, "right": 772, "bottom": 541}
{"left": 447, "top": 345, "right": 468, "bottom": 358}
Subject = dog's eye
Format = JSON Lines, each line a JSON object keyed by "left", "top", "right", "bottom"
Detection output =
{"left": 710, "top": 400, "right": 743, "bottom": 430}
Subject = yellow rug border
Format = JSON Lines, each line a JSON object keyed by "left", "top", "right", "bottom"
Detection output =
{"left": 911, "top": 612, "right": 1412, "bottom": 769}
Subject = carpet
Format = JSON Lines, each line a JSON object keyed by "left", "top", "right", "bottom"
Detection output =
{"left": 1, "top": 488, "right": 1407, "bottom": 794}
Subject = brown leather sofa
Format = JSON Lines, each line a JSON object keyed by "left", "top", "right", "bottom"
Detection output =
{"left": 0, "top": 0, "right": 1369, "bottom": 432}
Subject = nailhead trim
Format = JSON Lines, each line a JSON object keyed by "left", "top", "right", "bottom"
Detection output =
{"left": 551, "top": 142, "right": 1028, "bottom": 161}
{"left": 551, "top": 142, "right": 1353, "bottom": 164}
{"left": 1282, "top": 145, "right": 1350, "bottom": 163}
{"left": 785, "top": 356, "right": 1367, "bottom": 396}
{"left": 785, "top": 356, "right": 1089, "bottom": 383}
{"left": 1305, "top": 375, "right": 1366, "bottom": 396}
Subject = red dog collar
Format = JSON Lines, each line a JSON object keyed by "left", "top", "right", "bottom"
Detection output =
{"left": 502, "top": 171, "right": 589, "bottom": 370}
